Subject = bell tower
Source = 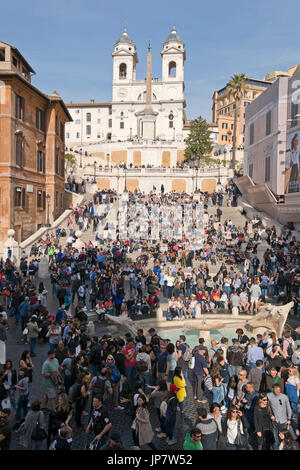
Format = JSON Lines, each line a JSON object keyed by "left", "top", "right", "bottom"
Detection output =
{"left": 161, "top": 27, "right": 185, "bottom": 85}
{"left": 112, "top": 28, "right": 138, "bottom": 99}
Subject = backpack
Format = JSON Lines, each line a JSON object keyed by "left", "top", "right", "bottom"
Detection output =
{"left": 285, "top": 339, "right": 294, "bottom": 357}
{"left": 292, "top": 350, "right": 300, "bottom": 366}
{"left": 68, "top": 383, "right": 82, "bottom": 404}
{"left": 92, "top": 376, "right": 106, "bottom": 398}
{"left": 182, "top": 344, "right": 193, "bottom": 362}
{"left": 31, "top": 412, "right": 47, "bottom": 441}
{"left": 136, "top": 358, "right": 148, "bottom": 372}
{"left": 160, "top": 400, "right": 168, "bottom": 418}
{"left": 110, "top": 366, "right": 121, "bottom": 383}
{"left": 204, "top": 374, "right": 213, "bottom": 391}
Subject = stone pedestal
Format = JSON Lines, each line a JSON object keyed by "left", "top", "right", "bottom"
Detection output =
{"left": 38, "top": 255, "right": 50, "bottom": 279}
{"left": 3, "top": 229, "right": 20, "bottom": 265}
{"left": 156, "top": 307, "right": 164, "bottom": 321}
{"left": 195, "top": 303, "right": 202, "bottom": 319}
{"left": 198, "top": 329, "right": 211, "bottom": 343}
{"left": 73, "top": 231, "right": 85, "bottom": 250}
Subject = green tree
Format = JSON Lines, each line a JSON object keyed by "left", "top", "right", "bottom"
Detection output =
{"left": 184, "top": 116, "right": 213, "bottom": 166}
{"left": 227, "top": 73, "right": 249, "bottom": 169}
{"left": 65, "top": 152, "right": 76, "bottom": 169}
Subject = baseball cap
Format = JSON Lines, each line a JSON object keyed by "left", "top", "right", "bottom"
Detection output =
{"left": 170, "top": 384, "right": 180, "bottom": 392}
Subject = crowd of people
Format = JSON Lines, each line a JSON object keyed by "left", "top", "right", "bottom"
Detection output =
{"left": 0, "top": 185, "right": 300, "bottom": 451}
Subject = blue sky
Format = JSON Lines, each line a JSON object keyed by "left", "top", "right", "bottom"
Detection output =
{"left": 2, "top": 0, "right": 300, "bottom": 120}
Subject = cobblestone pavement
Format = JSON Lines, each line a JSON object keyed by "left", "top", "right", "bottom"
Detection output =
{"left": 6, "top": 269, "right": 300, "bottom": 450}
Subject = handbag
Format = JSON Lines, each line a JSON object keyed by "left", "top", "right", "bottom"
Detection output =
{"left": 31, "top": 412, "right": 47, "bottom": 441}
{"left": 234, "top": 420, "right": 250, "bottom": 449}
{"left": 131, "top": 417, "right": 137, "bottom": 430}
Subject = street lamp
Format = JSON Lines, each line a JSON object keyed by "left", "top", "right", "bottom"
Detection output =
{"left": 195, "top": 163, "right": 199, "bottom": 192}
{"left": 217, "top": 159, "right": 221, "bottom": 185}
{"left": 130, "top": 128, "right": 132, "bottom": 140}
{"left": 124, "top": 164, "right": 128, "bottom": 193}
{"left": 46, "top": 194, "right": 51, "bottom": 227}
{"left": 94, "top": 161, "right": 97, "bottom": 183}
{"left": 173, "top": 127, "right": 176, "bottom": 142}
{"left": 80, "top": 148, "right": 82, "bottom": 168}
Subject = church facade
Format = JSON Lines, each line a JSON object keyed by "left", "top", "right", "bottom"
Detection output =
{"left": 65, "top": 28, "right": 188, "bottom": 160}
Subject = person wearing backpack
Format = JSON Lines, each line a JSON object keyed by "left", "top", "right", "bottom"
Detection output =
{"left": 176, "top": 335, "right": 191, "bottom": 382}
{"left": 61, "top": 348, "right": 76, "bottom": 393}
{"left": 135, "top": 345, "right": 152, "bottom": 388}
{"left": 90, "top": 368, "right": 112, "bottom": 404}
{"left": 68, "top": 373, "right": 89, "bottom": 428}
{"left": 193, "top": 347, "right": 209, "bottom": 404}
{"left": 105, "top": 355, "right": 123, "bottom": 410}
{"left": 282, "top": 331, "right": 295, "bottom": 360}
{"left": 22, "top": 400, "right": 47, "bottom": 450}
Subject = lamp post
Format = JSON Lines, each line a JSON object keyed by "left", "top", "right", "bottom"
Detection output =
{"left": 80, "top": 149, "right": 82, "bottom": 168}
{"left": 130, "top": 127, "right": 132, "bottom": 141}
{"left": 46, "top": 194, "right": 51, "bottom": 227}
{"left": 94, "top": 161, "right": 97, "bottom": 183}
{"left": 195, "top": 163, "right": 199, "bottom": 192}
{"left": 124, "top": 164, "right": 128, "bottom": 193}
{"left": 173, "top": 127, "right": 176, "bottom": 142}
{"left": 217, "top": 158, "right": 221, "bottom": 185}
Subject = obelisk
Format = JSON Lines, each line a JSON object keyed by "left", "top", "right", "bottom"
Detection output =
{"left": 137, "top": 41, "right": 157, "bottom": 140}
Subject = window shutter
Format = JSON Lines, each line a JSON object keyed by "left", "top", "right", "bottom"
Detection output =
{"left": 43, "top": 191, "right": 46, "bottom": 210}
{"left": 22, "top": 188, "right": 26, "bottom": 209}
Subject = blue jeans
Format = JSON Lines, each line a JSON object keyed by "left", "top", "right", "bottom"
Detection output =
{"left": 229, "top": 444, "right": 245, "bottom": 450}
{"left": 182, "top": 369, "right": 188, "bottom": 383}
{"left": 30, "top": 337, "right": 38, "bottom": 354}
{"left": 16, "top": 393, "right": 29, "bottom": 422}
{"left": 178, "top": 400, "right": 184, "bottom": 412}
{"left": 137, "top": 372, "right": 150, "bottom": 390}
{"left": 125, "top": 365, "right": 136, "bottom": 390}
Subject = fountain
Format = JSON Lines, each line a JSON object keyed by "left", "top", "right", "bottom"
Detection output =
{"left": 105, "top": 313, "right": 138, "bottom": 338}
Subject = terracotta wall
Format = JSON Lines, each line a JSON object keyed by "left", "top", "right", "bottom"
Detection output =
{"left": 162, "top": 151, "right": 170, "bottom": 167}
{"left": 172, "top": 179, "right": 186, "bottom": 193}
{"left": 133, "top": 151, "right": 141, "bottom": 167}
{"left": 201, "top": 179, "right": 216, "bottom": 192}
{"left": 111, "top": 150, "right": 127, "bottom": 164}
{"left": 127, "top": 179, "right": 139, "bottom": 192}
{"left": 177, "top": 150, "right": 185, "bottom": 163}
{"left": 96, "top": 178, "right": 111, "bottom": 190}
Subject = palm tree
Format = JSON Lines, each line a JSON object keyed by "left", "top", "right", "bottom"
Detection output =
{"left": 227, "top": 73, "right": 249, "bottom": 170}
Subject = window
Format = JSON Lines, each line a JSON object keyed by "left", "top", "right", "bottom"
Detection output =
{"left": 266, "top": 110, "right": 272, "bottom": 136}
{"left": 86, "top": 125, "right": 91, "bottom": 135}
{"left": 60, "top": 122, "right": 64, "bottom": 141}
{"left": 55, "top": 115, "right": 59, "bottom": 135}
{"left": 75, "top": 119, "right": 81, "bottom": 124}
{"left": 108, "top": 119, "right": 112, "bottom": 128}
{"left": 119, "top": 63, "right": 127, "bottom": 79}
{"left": 249, "top": 123, "right": 254, "bottom": 145}
{"left": 37, "top": 150, "right": 45, "bottom": 173}
{"left": 222, "top": 122, "right": 228, "bottom": 129}
{"left": 109, "top": 107, "right": 112, "bottom": 115}
{"left": 37, "top": 190, "right": 42, "bottom": 208}
{"left": 120, "top": 122, "right": 124, "bottom": 129}
{"left": 244, "top": 102, "right": 250, "bottom": 108}
{"left": 66, "top": 132, "right": 70, "bottom": 139}
{"left": 15, "top": 94, "right": 25, "bottom": 120}
{"left": 36, "top": 107, "right": 45, "bottom": 131}
{"left": 221, "top": 135, "right": 227, "bottom": 141}
{"left": 43, "top": 191, "right": 46, "bottom": 210}
{"left": 0, "top": 48, "right": 5, "bottom": 61}
{"left": 75, "top": 109, "right": 80, "bottom": 114}
{"left": 12, "top": 56, "right": 18, "bottom": 68}
{"left": 76, "top": 132, "right": 80, "bottom": 139}
{"left": 56, "top": 191, "right": 58, "bottom": 207}
{"left": 14, "top": 187, "right": 25, "bottom": 208}
{"left": 169, "top": 121, "right": 173, "bottom": 128}
{"left": 231, "top": 124, "right": 234, "bottom": 130}
{"left": 16, "top": 139, "right": 23, "bottom": 166}
{"left": 291, "top": 102, "right": 298, "bottom": 127}
{"left": 55, "top": 154, "right": 59, "bottom": 174}
{"left": 61, "top": 158, "right": 65, "bottom": 177}
{"left": 86, "top": 112, "right": 91, "bottom": 122}
{"left": 60, "top": 193, "right": 63, "bottom": 208}
{"left": 168, "top": 61, "right": 176, "bottom": 77}
{"left": 249, "top": 163, "right": 253, "bottom": 178}
{"left": 265, "top": 156, "right": 271, "bottom": 182}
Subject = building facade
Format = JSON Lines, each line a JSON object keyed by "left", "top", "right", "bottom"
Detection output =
{"left": 65, "top": 28, "right": 187, "bottom": 153}
{"left": 237, "top": 69, "right": 300, "bottom": 227}
{"left": 0, "top": 40, "right": 71, "bottom": 246}
{"left": 212, "top": 78, "right": 271, "bottom": 148}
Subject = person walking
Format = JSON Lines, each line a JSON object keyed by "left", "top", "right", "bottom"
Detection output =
{"left": 134, "top": 394, "right": 157, "bottom": 450}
